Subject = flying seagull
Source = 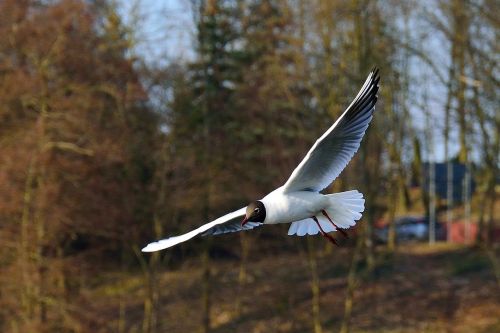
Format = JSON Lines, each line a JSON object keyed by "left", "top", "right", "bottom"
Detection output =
{"left": 142, "top": 68, "right": 380, "bottom": 252}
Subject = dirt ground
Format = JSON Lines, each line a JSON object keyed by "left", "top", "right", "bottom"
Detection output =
{"left": 89, "top": 242, "right": 500, "bottom": 333}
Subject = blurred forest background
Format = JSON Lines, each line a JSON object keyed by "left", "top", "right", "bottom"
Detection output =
{"left": 0, "top": 0, "right": 498, "bottom": 332}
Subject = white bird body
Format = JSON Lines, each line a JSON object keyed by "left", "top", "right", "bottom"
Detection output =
{"left": 261, "top": 188, "right": 327, "bottom": 225}
{"left": 142, "top": 69, "right": 379, "bottom": 252}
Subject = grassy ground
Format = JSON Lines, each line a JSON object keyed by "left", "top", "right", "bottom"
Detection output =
{"left": 89, "top": 242, "right": 500, "bottom": 333}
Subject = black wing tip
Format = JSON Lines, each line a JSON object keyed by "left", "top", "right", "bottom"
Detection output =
{"left": 369, "top": 66, "right": 380, "bottom": 98}
{"left": 370, "top": 67, "right": 380, "bottom": 88}
{"left": 360, "top": 66, "right": 380, "bottom": 101}
{"left": 344, "top": 67, "right": 380, "bottom": 121}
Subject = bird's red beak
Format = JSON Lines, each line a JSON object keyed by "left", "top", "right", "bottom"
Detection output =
{"left": 241, "top": 216, "right": 248, "bottom": 227}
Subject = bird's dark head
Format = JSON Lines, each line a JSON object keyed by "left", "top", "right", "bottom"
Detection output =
{"left": 241, "top": 201, "right": 266, "bottom": 226}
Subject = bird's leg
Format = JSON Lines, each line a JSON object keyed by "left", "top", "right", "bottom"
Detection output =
{"left": 311, "top": 216, "right": 338, "bottom": 246}
{"left": 321, "top": 210, "right": 348, "bottom": 238}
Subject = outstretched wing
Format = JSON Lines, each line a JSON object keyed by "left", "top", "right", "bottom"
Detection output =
{"left": 141, "top": 207, "right": 262, "bottom": 252}
{"left": 282, "top": 68, "right": 380, "bottom": 193}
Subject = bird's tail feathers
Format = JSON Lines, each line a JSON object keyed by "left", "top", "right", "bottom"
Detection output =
{"left": 287, "top": 190, "right": 365, "bottom": 236}
{"left": 324, "top": 190, "right": 365, "bottom": 228}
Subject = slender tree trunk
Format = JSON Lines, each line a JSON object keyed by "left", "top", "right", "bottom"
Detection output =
{"left": 464, "top": 162, "right": 472, "bottom": 243}
{"left": 340, "top": 235, "right": 363, "bottom": 333}
{"left": 34, "top": 177, "right": 46, "bottom": 328}
{"left": 118, "top": 242, "right": 126, "bottom": 333}
{"left": 142, "top": 276, "right": 153, "bottom": 333}
{"left": 33, "top": 64, "right": 51, "bottom": 330}
{"left": 201, "top": 86, "right": 212, "bottom": 333}
{"left": 387, "top": 180, "right": 397, "bottom": 251}
{"left": 143, "top": 247, "right": 161, "bottom": 333}
{"left": 235, "top": 233, "right": 249, "bottom": 316}
{"left": 20, "top": 159, "right": 35, "bottom": 325}
{"left": 201, "top": 242, "right": 211, "bottom": 333}
{"left": 470, "top": 72, "right": 496, "bottom": 246}
{"left": 486, "top": 183, "right": 497, "bottom": 247}
{"left": 143, "top": 139, "right": 171, "bottom": 333}
{"left": 307, "top": 237, "right": 322, "bottom": 333}
{"left": 450, "top": 0, "right": 469, "bottom": 164}
{"left": 429, "top": 161, "right": 437, "bottom": 244}
{"left": 354, "top": 0, "right": 375, "bottom": 272}
{"left": 200, "top": 120, "right": 212, "bottom": 333}
{"left": 444, "top": 63, "right": 455, "bottom": 243}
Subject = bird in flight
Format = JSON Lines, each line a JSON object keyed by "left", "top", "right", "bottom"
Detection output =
{"left": 142, "top": 68, "right": 380, "bottom": 252}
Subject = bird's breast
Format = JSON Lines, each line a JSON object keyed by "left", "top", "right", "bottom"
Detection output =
{"left": 261, "top": 189, "right": 327, "bottom": 224}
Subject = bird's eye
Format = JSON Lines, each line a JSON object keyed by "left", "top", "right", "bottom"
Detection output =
{"left": 254, "top": 208, "right": 260, "bottom": 214}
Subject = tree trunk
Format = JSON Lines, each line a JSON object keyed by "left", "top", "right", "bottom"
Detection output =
{"left": 118, "top": 243, "right": 126, "bottom": 333}
{"left": 235, "top": 233, "right": 249, "bottom": 316}
{"left": 143, "top": 250, "right": 161, "bottom": 333}
{"left": 307, "top": 237, "right": 322, "bottom": 333}
{"left": 450, "top": 0, "right": 469, "bottom": 164}
{"left": 20, "top": 159, "right": 35, "bottom": 325}
{"left": 340, "top": 235, "right": 363, "bottom": 333}
{"left": 201, "top": 243, "right": 211, "bottom": 333}
{"left": 485, "top": 183, "right": 497, "bottom": 248}
{"left": 387, "top": 180, "right": 397, "bottom": 251}
{"left": 443, "top": 61, "right": 455, "bottom": 243}
{"left": 354, "top": 0, "right": 376, "bottom": 272}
